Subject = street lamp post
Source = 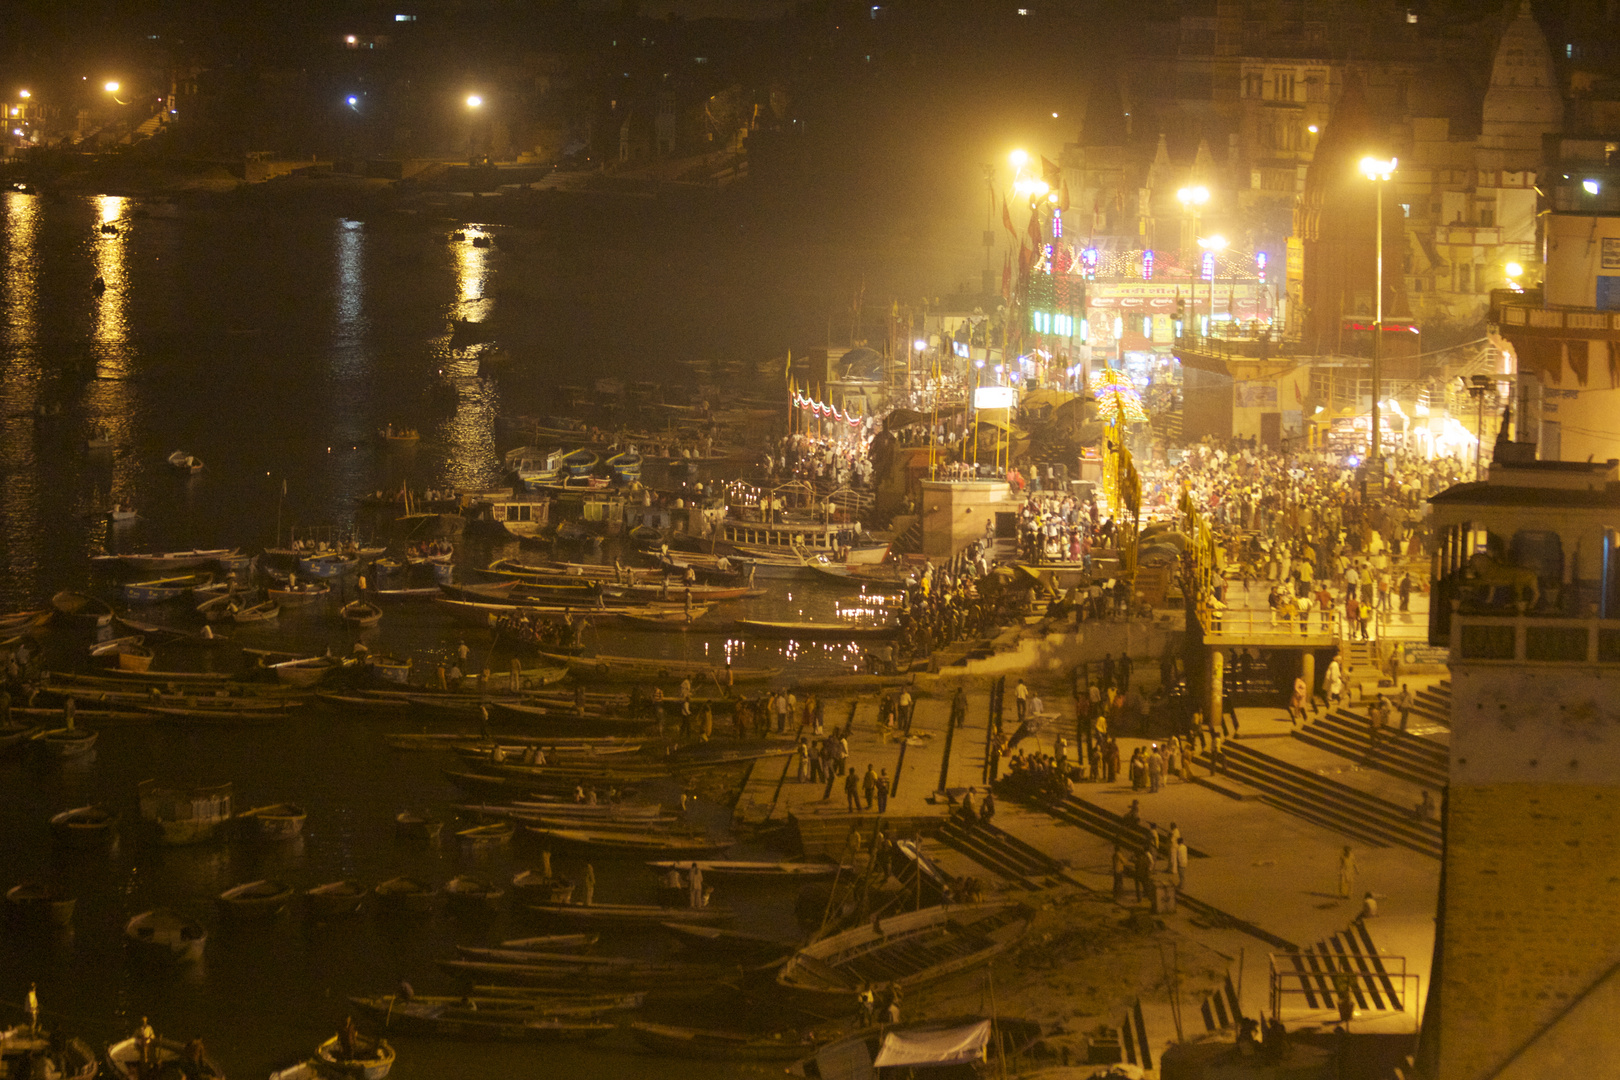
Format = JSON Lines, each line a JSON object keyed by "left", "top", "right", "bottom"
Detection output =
{"left": 1361, "top": 156, "right": 1397, "bottom": 469}
{"left": 465, "top": 94, "right": 484, "bottom": 162}
{"left": 1177, "top": 185, "right": 1209, "bottom": 338}
{"left": 1196, "top": 234, "right": 1227, "bottom": 338}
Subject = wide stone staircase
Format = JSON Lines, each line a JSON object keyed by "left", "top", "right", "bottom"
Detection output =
{"left": 932, "top": 819, "right": 1078, "bottom": 890}
{"left": 1293, "top": 710, "right": 1449, "bottom": 791}
{"left": 1279, "top": 920, "right": 1410, "bottom": 1019}
{"left": 1196, "top": 742, "right": 1441, "bottom": 858}
{"left": 1412, "top": 679, "right": 1452, "bottom": 727}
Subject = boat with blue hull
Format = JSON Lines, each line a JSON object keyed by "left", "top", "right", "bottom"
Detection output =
{"left": 123, "top": 573, "right": 215, "bottom": 604}
{"left": 606, "top": 450, "right": 642, "bottom": 483}
{"left": 298, "top": 552, "right": 359, "bottom": 578}
{"left": 559, "top": 448, "right": 599, "bottom": 477}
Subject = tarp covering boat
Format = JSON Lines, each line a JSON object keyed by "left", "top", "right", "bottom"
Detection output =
{"left": 872, "top": 1020, "right": 991, "bottom": 1068}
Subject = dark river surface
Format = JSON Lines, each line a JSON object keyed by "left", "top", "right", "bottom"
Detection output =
{"left": 0, "top": 189, "right": 914, "bottom": 1078}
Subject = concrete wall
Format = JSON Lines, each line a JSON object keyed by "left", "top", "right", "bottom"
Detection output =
{"left": 919, "top": 480, "right": 1012, "bottom": 560}
{"left": 1546, "top": 212, "right": 1620, "bottom": 309}
{"left": 1438, "top": 661, "right": 1620, "bottom": 1080}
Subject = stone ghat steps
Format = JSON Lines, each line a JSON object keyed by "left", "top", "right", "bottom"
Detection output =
{"left": 1196, "top": 742, "right": 1442, "bottom": 858}
{"left": 1290, "top": 712, "right": 1449, "bottom": 791}
{"left": 933, "top": 819, "right": 1078, "bottom": 890}
{"left": 1283, "top": 919, "right": 1408, "bottom": 1016}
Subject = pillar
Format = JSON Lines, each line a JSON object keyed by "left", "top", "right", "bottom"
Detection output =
{"left": 1301, "top": 650, "right": 1316, "bottom": 703}
{"left": 1208, "top": 647, "right": 1224, "bottom": 729}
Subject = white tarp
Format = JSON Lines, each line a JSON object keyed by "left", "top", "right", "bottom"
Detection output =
{"left": 872, "top": 1020, "right": 992, "bottom": 1068}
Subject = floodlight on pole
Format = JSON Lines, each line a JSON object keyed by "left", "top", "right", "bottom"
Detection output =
{"left": 1361, "top": 155, "right": 1397, "bottom": 468}
{"left": 466, "top": 95, "right": 483, "bottom": 109}
{"left": 1009, "top": 148, "right": 1029, "bottom": 169}
{"left": 18, "top": 90, "right": 30, "bottom": 99}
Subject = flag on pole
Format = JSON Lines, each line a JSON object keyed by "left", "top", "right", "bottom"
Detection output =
{"left": 1001, "top": 196, "right": 1015, "bottom": 237}
{"left": 1058, "top": 180, "right": 1071, "bottom": 212}
{"left": 1026, "top": 210, "right": 1042, "bottom": 248}
{"left": 1001, "top": 252, "right": 1012, "bottom": 303}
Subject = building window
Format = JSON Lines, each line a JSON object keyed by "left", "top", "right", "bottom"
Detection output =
{"left": 1273, "top": 72, "right": 1296, "bottom": 101}
{"left": 1457, "top": 264, "right": 1472, "bottom": 292}
{"left": 1478, "top": 204, "right": 1495, "bottom": 226}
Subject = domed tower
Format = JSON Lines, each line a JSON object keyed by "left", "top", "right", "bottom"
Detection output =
{"left": 1477, "top": 0, "right": 1562, "bottom": 173}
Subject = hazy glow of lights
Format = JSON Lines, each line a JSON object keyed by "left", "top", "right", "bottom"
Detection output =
{"left": 345, "top": 35, "right": 357, "bottom": 43}
{"left": 1009, "top": 148, "right": 1028, "bottom": 169}
{"left": 1583, "top": 179, "right": 1601, "bottom": 195}
{"left": 1198, "top": 234, "right": 1227, "bottom": 251}
{"left": 913, "top": 338, "right": 927, "bottom": 351}
{"left": 1176, "top": 185, "right": 1209, "bottom": 206}
{"left": 1308, "top": 124, "right": 1318, "bottom": 133}
{"left": 466, "top": 94, "right": 483, "bottom": 109}
{"left": 1505, "top": 261, "right": 1523, "bottom": 278}
{"left": 104, "top": 81, "right": 120, "bottom": 93}
{"left": 18, "top": 90, "right": 30, "bottom": 99}
{"left": 92, "top": 196, "right": 129, "bottom": 367}
{"left": 1359, "top": 155, "right": 1397, "bottom": 181}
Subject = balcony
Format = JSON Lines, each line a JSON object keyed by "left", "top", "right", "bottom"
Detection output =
{"left": 1434, "top": 224, "right": 1502, "bottom": 246}
{"left": 1450, "top": 613, "right": 1620, "bottom": 664}
{"left": 1489, "top": 295, "right": 1620, "bottom": 339}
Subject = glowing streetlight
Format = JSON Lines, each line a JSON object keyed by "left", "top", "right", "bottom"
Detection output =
{"left": 466, "top": 95, "right": 483, "bottom": 109}
{"left": 18, "top": 90, "right": 30, "bottom": 99}
{"left": 1197, "top": 234, "right": 1227, "bottom": 251}
{"left": 1360, "top": 155, "right": 1398, "bottom": 465}
{"left": 913, "top": 338, "right": 928, "bottom": 352}
{"left": 1009, "top": 148, "right": 1028, "bottom": 169}
{"left": 1176, "top": 185, "right": 1208, "bottom": 207}
{"left": 1505, "top": 261, "right": 1523, "bottom": 278}
{"left": 1583, "top": 179, "right": 1601, "bottom": 195}
{"left": 104, "top": 81, "right": 120, "bottom": 93}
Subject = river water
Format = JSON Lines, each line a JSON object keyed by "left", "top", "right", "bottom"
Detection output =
{"left": 0, "top": 189, "right": 904, "bottom": 1078}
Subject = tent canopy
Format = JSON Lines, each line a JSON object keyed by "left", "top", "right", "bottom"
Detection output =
{"left": 872, "top": 1020, "right": 992, "bottom": 1068}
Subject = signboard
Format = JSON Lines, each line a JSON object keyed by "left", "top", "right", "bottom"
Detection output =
{"left": 1234, "top": 382, "right": 1278, "bottom": 408}
{"left": 974, "top": 386, "right": 1017, "bottom": 410}
{"left": 1401, "top": 643, "right": 1450, "bottom": 667}
{"left": 1602, "top": 237, "right": 1620, "bottom": 270}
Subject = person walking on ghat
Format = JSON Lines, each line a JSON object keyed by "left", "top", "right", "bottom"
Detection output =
{"left": 1015, "top": 678, "right": 1029, "bottom": 723}
{"left": 1338, "top": 846, "right": 1357, "bottom": 899}
{"left": 862, "top": 763, "right": 878, "bottom": 810}
{"left": 845, "top": 767, "right": 861, "bottom": 813}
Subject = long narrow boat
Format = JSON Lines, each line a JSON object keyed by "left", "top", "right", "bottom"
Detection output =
{"left": 523, "top": 825, "right": 731, "bottom": 856}
{"left": 535, "top": 651, "right": 779, "bottom": 685}
{"left": 629, "top": 1021, "right": 821, "bottom": 1061}
{"left": 775, "top": 901, "right": 1032, "bottom": 997}
{"left": 520, "top": 900, "right": 734, "bottom": 926}
{"left": 306, "top": 880, "right": 367, "bottom": 919}
{"left": 32, "top": 727, "right": 97, "bottom": 759}
{"left": 732, "top": 618, "right": 899, "bottom": 641}
{"left": 93, "top": 548, "right": 236, "bottom": 573}
{"left": 341, "top": 600, "right": 383, "bottom": 628}
{"left": 268, "top": 580, "right": 331, "bottom": 605}
{"left": 269, "top": 655, "right": 344, "bottom": 687}
{"left": 347, "top": 997, "right": 615, "bottom": 1041}
{"left": 373, "top": 877, "right": 437, "bottom": 916}
{"left": 92, "top": 638, "right": 155, "bottom": 672}
{"left": 444, "top": 875, "right": 506, "bottom": 916}
{"left": 646, "top": 859, "right": 838, "bottom": 879}
{"left": 49, "top": 805, "right": 118, "bottom": 847}
{"left": 558, "top": 448, "right": 599, "bottom": 477}
{"left": 5, "top": 882, "right": 75, "bottom": 927}
{"left": 605, "top": 450, "right": 642, "bottom": 482}
{"left": 297, "top": 552, "right": 359, "bottom": 578}
{"left": 124, "top": 908, "right": 206, "bottom": 963}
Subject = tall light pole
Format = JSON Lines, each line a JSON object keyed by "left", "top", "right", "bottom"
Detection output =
{"left": 1177, "top": 185, "right": 1209, "bottom": 338}
{"left": 1197, "top": 233, "right": 1227, "bottom": 337}
{"left": 465, "top": 94, "right": 484, "bottom": 163}
{"left": 1361, "top": 155, "right": 1397, "bottom": 468}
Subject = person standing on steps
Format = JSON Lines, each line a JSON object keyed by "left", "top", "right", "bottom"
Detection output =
{"left": 1014, "top": 679, "right": 1028, "bottom": 723}
{"left": 1396, "top": 683, "right": 1414, "bottom": 732}
{"left": 844, "top": 767, "right": 861, "bottom": 813}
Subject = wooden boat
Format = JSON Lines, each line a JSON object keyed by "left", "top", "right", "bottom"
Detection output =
{"left": 606, "top": 450, "right": 642, "bottom": 482}
{"left": 316, "top": 1033, "right": 395, "bottom": 1080}
{"left": 732, "top": 618, "right": 899, "bottom": 641}
{"left": 196, "top": 589, "right": 247, "bottom": 621}
{"left": 237, "top": 802, "right": 306, "bottom": 839}
{"left": 444, "top": 874, "right": 506, "bottom": 916}
{"left": 50, "top": 590, "right": 113, "bottom": 627}
{"left": 123, "top": 572, "right": 214, "bottom": 604}
{"left": 0, "top": 1029, "right": 98, "bottom": 1080}
{"left": 92, "top": 637, "right": 155, "bottom": 672}
{"left": 106, "top": 548, "right": 237, "bottom": 573}
{"left": 646, "top": 859, "right": 838, "bottom": 879}
{"left": 33, "top": 727, "right": 98, "bottom": 759}
{"left": 373, "top": 877, "right": 437, "bottom": 916}
{"left": 4, "top": 882, "right": 75, "bottom": 926}
{"left": 558, "top": 448, "right": 599, "bottom": 477}
{"left": 347, "top": 996, "right": 616, "bottom": 1041}
{"left": 497, "top": 932, "right": 598, "bottom": 951}
{"left": 298, "top": 552, "right": 359, "bottom": 578}
{"left": 366, "top": 656, "right": 412, "bottom": 685}
{"left": 775, "top": 901, "right": 1031, "bottom": 997}
{"left": 456, "top": 821, "right": 515, "bottom": 850}
{"left": 106, "top": 1033, "right": 226, "bottom": 1079}
{"left": 537, "top": 651, "right": 780, "bottom": 685}
{"left": 305, "top": 880, "right": 367, "bottom": 919}
{"left": 270, "top": 655, "right": 342, "bottom": 687}
{"left": 523, "top": 900, "right": 734, "bottom": 926}
{"left": 378, "top": 424, "right": 419, "bottom": 443}
{"left": 268, "top": 580, "right": 330, "bottom": 605}
{"left": 0, "top": 721, "right": 38, "bottom": 753}
{"left": 110, "top": 504, "right": 138, "bottom": 523}
{"left": 137, "top": 779, "right": 233, "bottom": 845}
{"left": 124, "top": 908, "right": 206, "bottom": 962}
{"left": 510, "top": 870, "right": 576, "bottom": 905}
{"left": 435, "top": 956, "right": 735, "bottom": 985}
{"left": 341, "top": 600, "right": 383, "bottom": 628}
{"left": 660, "top": 922, "right": 799, "bottom": 954}
{"left": 49, "top": 805, "right": 118, "bottom": 847}
{"left": 395, "top": 811, "right": 444, "bottom": 844}
{"left": 232, "top": 599, "right": 281, "bottom": 623}
{"left": 0, "top": 607, "right": 50, "bottom": 633}
{"left": 630, "top": 1021, "right": 820, "bottom": 1061}
{"left": 215, "top": 550, "right": 255, "bottom": 574}
{"left": 166, "top": 450, "right": 204, "bottom": 473}
{"left": 218, "top": 878, "right": 294, "bottom": 919}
